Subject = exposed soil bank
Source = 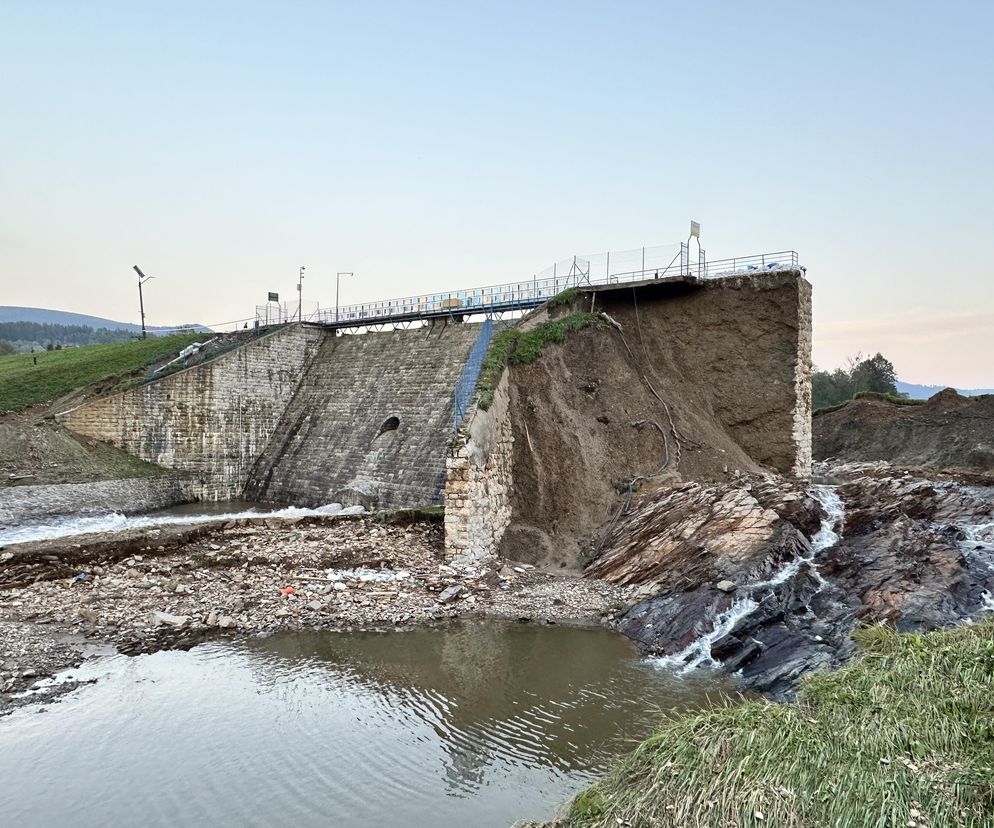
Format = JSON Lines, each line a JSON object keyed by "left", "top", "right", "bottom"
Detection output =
{"left": 535, "top": 620, "right": 994, "bottom": 828}
{"left": 814, "top": 388, "right": 994, "bottom": 475}
{"left": 500, "top": 271, "right": 810, "bottom": 570}
{"left": 0, "top": 514, "right": 628, "bottom": 716}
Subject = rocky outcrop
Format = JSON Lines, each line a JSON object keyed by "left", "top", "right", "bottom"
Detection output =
{"left": 593, "top": 463, "right": 994, "bottom": 697}
{"left": 814, "top": 389, "right": 994, "bottom": 476}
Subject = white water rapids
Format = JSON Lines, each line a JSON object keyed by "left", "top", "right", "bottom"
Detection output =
{"left": 653, "top": 484, "right": 844, "bottom": 673}
{"left": 0, "top": 502, "right": 365, "bottom": 546}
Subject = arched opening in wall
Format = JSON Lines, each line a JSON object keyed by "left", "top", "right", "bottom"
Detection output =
{"left": 376, "top": 416, "right": 400, "bottom": 438}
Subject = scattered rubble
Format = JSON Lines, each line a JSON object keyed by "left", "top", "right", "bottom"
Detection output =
{"left": 1, "top": 514, "right": 626, "bottom": 715}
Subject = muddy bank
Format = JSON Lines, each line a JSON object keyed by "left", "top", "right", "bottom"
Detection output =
{"left": 0, "top": 514, "right": 627, "bottom": 716}
{"left": 814, "top": 388, "right": 994, "bottom": 475}
{"left": 591, "top": 463, "right": 994, "bottom": 697}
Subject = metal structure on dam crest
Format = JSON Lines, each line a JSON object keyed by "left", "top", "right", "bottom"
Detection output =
{"left": 255, "top": 247, "right": 801, "bottom": 333}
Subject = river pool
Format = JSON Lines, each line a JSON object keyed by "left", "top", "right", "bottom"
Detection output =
{"left": 0, "top": 621, "right": 720, "bottom": 827}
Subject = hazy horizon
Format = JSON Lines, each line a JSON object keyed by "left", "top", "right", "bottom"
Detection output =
{"left": 2, "top": 1, "right": 991, "bottom": 386}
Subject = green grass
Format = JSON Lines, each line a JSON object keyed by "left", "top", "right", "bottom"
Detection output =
{"left": 0, "top": 333, "right": 202, "bottom": 414}
{"left": 476, "top": 311, "right": 604, "bottom": 411}
{"left": 555, "top": 620, "right": 994, "bottom": 828}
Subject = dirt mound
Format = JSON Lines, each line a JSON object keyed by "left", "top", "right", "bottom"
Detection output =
{"left": 0, "top": 413, "right": 164, "bottom": 487}
{"left": 813, "top": 389, "right": 994, "bottom": 475}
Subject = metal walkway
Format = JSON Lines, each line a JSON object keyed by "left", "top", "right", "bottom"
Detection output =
{"left": 257, "top": 248, "right": 799, "bottom": 333}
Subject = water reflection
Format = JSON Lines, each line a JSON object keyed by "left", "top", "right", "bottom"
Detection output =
{"left": 0, "top": 622, "right": 723, "bottom": 828}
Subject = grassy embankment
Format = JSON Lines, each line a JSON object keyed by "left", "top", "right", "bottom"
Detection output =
{"left": 552, "top": 620, "right": 994, "bottom": 828}
{"left": 0, "top": 334, "right": 201, "bottom": 414}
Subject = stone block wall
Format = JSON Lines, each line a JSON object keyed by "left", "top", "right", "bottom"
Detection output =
{"left": 58, "top": 325, "right": 325, "bottom": 499}
{"left": 0, "top": 476, "right": 195, "bottom": 526}
{"left": 444, "top": 371, "right": 514, "bottom": 563}
{"left": 245, "top": 322, "right": 482, "bottom": 509}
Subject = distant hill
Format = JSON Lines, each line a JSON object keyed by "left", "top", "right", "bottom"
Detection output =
{"left": 0, "top": 306, "right": 211, "bottom": 335}
{"left": 896, "top": 380, "right": 994, "bottom": 399}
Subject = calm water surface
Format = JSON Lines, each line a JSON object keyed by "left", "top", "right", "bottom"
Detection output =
{"left": 0, "top": 622, "right": 722, "bottom": 827}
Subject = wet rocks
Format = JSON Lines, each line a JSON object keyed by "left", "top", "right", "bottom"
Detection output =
{"left": 596, "top": 464, "right": 994, "bottom": 698}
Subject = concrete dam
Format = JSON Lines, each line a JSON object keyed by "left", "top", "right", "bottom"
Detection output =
{"left": 58, "top": 269, "right": 812, "bottom": 561}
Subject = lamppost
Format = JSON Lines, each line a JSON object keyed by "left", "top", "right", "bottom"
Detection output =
{"left": 132, "top": 265, "right": 154, "bottom": 339}
{"left": 336, "top": 272, "right": 353, "bottom": 325}
{"left": 296, "top": 265, "right": 306, "bottom": 321}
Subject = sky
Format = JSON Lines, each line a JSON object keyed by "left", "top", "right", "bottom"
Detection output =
{"left": 1, "top": 1, "right": 992, "bottom": 386}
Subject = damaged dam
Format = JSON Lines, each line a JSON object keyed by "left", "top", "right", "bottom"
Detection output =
{"left": 55, "top": 268, "right": 812, "bottom": 562}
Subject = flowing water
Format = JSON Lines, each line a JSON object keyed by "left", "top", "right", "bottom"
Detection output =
{"left": 0, "top": 621, "right": 722, "bottom": 828}
{"left": 653, "top": 484, "right": 844, "bottom": 672}
{"left": 0, "top": 501, "right": 364, "bottom": 546}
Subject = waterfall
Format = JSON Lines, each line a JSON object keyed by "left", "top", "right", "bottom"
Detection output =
{"left": 653, "top": 485, "right": 845, "bottom": 674}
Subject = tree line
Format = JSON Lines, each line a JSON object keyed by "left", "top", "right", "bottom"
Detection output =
{"left": 0, "top": 321, "right": 136, "bottom": 354}
{"left": 812, "top": 352, "right": 903, "bottom": 410}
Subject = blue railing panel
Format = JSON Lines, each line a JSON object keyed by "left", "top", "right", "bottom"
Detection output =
{"left": 452, "top": 318, "right": 494, "bottom": 429}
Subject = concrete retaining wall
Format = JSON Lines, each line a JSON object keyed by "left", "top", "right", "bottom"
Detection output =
{"left": 0, "top": 477, "right": 195, "bottom": 526}
{"left": 58, "top": 325, "right": 325, "bottom": 500}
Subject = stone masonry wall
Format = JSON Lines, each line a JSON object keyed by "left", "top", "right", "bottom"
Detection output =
{"left": 790, "top": 277, "right": 814, "bottom": 476}
{"left": 57, "top": 325, "right": 325, "bottom": 500}
{"left": 0, "top": 477, "right": 196, "bottom": 526}
{"left": 444, "top": 370, "right": 514, "bottom": 564}
{"left": 245, "top": 322, "right": 482, "bottom": 509}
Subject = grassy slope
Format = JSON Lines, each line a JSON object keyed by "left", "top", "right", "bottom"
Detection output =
{"left": 0, "top": 334, "right": 200, "bottom": 414}
{"left": 555, "top": 621, "right": 994, "bottom": 828}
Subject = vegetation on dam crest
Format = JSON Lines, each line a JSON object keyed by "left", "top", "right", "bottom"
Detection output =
{"left": 547, "top": 620, "right": 994, "bottom": 828}
{"left": 0, "top": 333, "right": 202, "bottom": 414}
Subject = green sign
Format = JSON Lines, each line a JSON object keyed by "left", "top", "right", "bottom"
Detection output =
{"left": 268, "top": 292, "right": 279, "bottom": 302}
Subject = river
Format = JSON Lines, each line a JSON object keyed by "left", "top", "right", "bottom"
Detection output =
{"left": 0, "top": 621, "right": 722, "bottom": 827}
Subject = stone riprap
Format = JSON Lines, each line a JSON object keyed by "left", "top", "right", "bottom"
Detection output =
{"left": 0, "top": 477, "right": 195, "bottom": 527}
{"left": 245, "top": 322, "right": 482, "bottom": 509}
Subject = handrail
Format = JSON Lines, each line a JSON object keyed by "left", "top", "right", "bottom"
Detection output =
{"left": 256, "top": 247, "right": 801, "bottom": 328}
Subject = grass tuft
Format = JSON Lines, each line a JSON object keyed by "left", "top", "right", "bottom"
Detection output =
{"left": 555, "top": 619, "right": 994, "bottom": 828}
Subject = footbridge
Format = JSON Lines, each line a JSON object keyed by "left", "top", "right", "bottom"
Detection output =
{"left": 256, "top": 248, "right": 800, "bottom": 333}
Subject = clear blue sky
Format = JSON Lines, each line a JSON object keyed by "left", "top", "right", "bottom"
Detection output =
{"left": 2, "top": 1, "right": 992, "bottom": 385}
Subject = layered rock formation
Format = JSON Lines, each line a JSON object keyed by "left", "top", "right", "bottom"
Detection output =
{"left": 592, "top": 463, "right": 994, "bottom": 697}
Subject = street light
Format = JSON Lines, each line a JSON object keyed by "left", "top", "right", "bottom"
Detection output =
{"left": 336, "top": 272, "right": 353, "bottom": 325}
{"left": 297, "top": 265, "right": 306, "bottom": 321}
{"left": 132, "top": 265, "right": 155, "bottom": 339}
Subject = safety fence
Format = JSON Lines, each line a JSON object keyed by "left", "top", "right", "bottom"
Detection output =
{"left": 452, "top": 318, "right": 494, "bottom": 429}
{"left": 255, "top": 245, "right": 800, "bottom": 329}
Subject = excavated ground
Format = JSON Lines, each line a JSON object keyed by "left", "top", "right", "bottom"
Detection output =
{"left": 500, "top": 306, "right": 773, "bottom": 569}
{"left": 814, "top": 388, "right": 994, "bottom": 477}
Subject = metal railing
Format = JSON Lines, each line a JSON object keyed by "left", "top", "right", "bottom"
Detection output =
{"left": 452, "top": 318, "right": 494, "bottom": 428}
{"left": 255, "top": 245, "right": 800, "bottom": 329}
